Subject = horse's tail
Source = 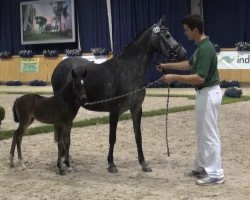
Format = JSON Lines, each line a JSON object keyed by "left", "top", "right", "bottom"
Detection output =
{"left": 12, "top": 101, "right": 19, "bottom": 122}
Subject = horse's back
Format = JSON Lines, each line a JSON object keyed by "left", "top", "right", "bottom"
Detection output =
{"left": 15, "top": 94, "right": 43, "bottom": 109}
{"left": 51, "top": 57, "right": 92, "bottom": 94}
{"left": 51, "top": 56, "right": 145, "bottom": 113}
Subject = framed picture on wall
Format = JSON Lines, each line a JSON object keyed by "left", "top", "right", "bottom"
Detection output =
{"left": 20, "top": 0, "right": 75, "bottom": 45}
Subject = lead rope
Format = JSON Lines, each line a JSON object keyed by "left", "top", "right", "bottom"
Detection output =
{"left": 83, "top": 79, "right": 161, "bottom": 106}
{"left": 166, "top": 84, "right": 170, "bottom": 156}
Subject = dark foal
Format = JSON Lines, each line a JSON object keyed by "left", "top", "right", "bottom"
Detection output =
{"left": 10, "top": 69, "right": 87, "bottom": 175}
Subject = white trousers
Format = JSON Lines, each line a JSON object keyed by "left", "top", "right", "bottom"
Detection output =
{"left": 194, "top": 85, "right": 224, "bottom": 178}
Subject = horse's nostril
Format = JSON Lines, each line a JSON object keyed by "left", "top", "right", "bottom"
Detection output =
{"left": 184, "top": 52, "right": 187, "bottom": 58}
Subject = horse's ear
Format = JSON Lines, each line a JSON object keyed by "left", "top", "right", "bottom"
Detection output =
{"left": 82, "top": 70, "right": 87, "bottom": 78}
{"left": 71, "top": 69, "right": 77, "bottom": 79}
{"left": 156, "top": 15, "right": 166, "bottom": 26}
{"left": 162, "top": 15, "right": 166, "bottom": 23}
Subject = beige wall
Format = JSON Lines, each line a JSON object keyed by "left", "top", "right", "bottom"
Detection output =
{"left": 0, "top": 52, "right": 249, "bottom": 83}
{"left": 218, "top": 70, "right": 250, "bottom": 83}
{"left": 217, "top": 48, "right": 250, "bottom": 82}
{"left": 0, "top": 55, "right": 63, "bottom": 82}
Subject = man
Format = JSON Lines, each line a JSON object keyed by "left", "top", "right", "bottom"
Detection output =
{"left": 157, "top": 14, "right": 224, "bottom": 185}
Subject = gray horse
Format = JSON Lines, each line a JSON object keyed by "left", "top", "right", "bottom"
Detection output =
{"left": 51, "top": 17, "right": 187, "bottom": 173}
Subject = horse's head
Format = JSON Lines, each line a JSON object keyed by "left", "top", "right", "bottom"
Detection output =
{"left": 71, "top": 69, "right": 88, "bottom": 105}
{"left": 150, "top": 17, "right": 187, "bottom": 61}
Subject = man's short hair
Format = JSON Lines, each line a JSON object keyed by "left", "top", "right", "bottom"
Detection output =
{"left": 182, "top": 14, "right": 204, "bottom": 34}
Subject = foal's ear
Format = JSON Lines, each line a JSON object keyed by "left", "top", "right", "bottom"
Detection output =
{"left": 81, "top": 70, "right": 87, "bottom": 78}
{"left": 71, "top": 69, "right": 77, "bottom": 79}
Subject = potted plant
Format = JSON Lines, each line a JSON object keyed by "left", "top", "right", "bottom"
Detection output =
{"left": 213, "top": 44, "right": 221, "bottom": 53}
{"left": 65, "top": 49, "right": 82, "bottom": 57}
{"left": 0, "top": 106, "right": 5, "bottom": 126}
{"left": 224, "top": 87, "right": 242, "bottom": 98}
{"left": 235, "top": 42, "right": 250, "bottom": 51}
{"left": 29, "top": 80, "right": 47, "bottom": 86}
{"left": 6, "top": 80, "right": 23, "bottom": 86}
{"left": 0, "top": 51, "right": 12, "bottom": 59}
{"left": 18, "top": 50, "right": 34, "bottom": 58}
{"left": 91, "top": 47, "right": 109, "bottom": 56}
{"left": 43, "top": 49, "right": 59, "bottom": 57}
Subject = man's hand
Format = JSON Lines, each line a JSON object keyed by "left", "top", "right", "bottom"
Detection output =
{"left": 156, "top": 63, "right": 164, "bottom": 72}
{"left": 160, "top": 74, "right": 176, "bottom": 84}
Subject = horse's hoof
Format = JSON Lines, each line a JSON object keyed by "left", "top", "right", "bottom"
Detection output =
{"left": 21, "top": 165, "right": 27, "bottom": 171}
{"left": 108, "top": 166, "right": 118, "bottom": 173}
{"left": 66, "top": 167, "right": 74, "bottom": 172}
{"left": 142, "top": 165, "right": 153, "bottom": 172}
{"left": 60, "top": 170, "right": 66, "bottom": 175}
{"left": 64, "top": 160, "right": 70, "bottom": 168}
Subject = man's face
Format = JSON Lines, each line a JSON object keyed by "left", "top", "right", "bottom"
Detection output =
{"left": 183, "top": 24, "right": 195, "bottom": 41}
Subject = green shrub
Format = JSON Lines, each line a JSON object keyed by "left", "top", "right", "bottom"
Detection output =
{"left": 0, "top": 106, "right": 5, "bottom": 125}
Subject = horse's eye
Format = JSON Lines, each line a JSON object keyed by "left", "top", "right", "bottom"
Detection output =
{"left": 166, "top": 33, "right": 170, "bottom": 38}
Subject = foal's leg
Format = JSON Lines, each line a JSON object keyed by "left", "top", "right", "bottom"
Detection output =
{"left": 10, "top": 116, "right": 33, "bottom": 169}
{"left": 107, "top": 110, "right": 119, "bottom": 173}
{"left": 10, "top": 129, "right": 18, "bottom": 167}
{"left": 17, "top": 118, "right": 34, "bottom": 170}
{"left": 130, "top": 105, "right": 152, "bottom": 172}
{"left": 16, "top": 125, "right": 28, "bottom": 170}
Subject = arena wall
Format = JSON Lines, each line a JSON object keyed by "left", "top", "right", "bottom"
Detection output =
{"left": 0, "top": 51, "right": 249, "bottom": 83}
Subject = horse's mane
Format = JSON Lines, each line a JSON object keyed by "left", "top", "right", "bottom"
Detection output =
{"left": 116, "top": 25, "right": 153, "bottom": 59}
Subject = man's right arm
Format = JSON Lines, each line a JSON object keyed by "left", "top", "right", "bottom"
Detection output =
{"left": 157, "top": 61, "right": 191, "bottom": 71}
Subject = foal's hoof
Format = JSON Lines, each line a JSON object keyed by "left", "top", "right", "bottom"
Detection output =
{"left": 21, "top": 165, "right": 27, "bottom": 171}
{"left": 10, "top": 163, "right": 15, "bottom": 168}
{"left": 142, "top": 165, "right": 153, "bottom": 172}
{"left": 108, "top": 166, "right": 118, "bottom": 173}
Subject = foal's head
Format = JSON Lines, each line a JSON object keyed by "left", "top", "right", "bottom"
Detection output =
{"left": 71, "top": 69, "right": 88, "bottom": 105}
{"left": 150, "top": 17, "right": 187, "bottom": 61}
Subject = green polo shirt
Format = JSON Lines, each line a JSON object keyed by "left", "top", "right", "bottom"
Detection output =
{"left": 188, "top": 37, "right": 220, "bottom": 88}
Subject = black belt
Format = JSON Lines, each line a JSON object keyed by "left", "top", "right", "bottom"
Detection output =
{"left": 194, "top": 86, "right": 205, "bottom": 91}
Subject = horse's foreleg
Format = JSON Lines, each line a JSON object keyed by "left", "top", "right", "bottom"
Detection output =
{"left": 56, "top": 124, "right": 65, "bottom": 175}
{"left": 57, "top": 138, "right": 65, "bottom": 175}
{"left": 107, "top": 111, "right": 119, "bottom": 173}
{"left": 131, "top": 106, "right": 152, "bottom": 172}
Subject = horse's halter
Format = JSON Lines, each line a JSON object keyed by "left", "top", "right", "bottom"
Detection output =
{"left": 153, "top": 26, "right": 183, "bottom": 61}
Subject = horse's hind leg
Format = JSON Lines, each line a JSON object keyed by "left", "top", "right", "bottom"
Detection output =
{"left": 64, "top": 123, "right": 73, "bottom": 172}
{"left": 130, "top": 106, "right": 152, "bottom": 172}
{"left": 107, "top": 111, "right": 119, "bottom": 173}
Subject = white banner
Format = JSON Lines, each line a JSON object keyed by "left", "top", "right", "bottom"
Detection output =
{"left": 63, "top": 55, "right": 108, "bottom": 64}
{"left": 217, "top": 51, "right": 250, "bottom": 69}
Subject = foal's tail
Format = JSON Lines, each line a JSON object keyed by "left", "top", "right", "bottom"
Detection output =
{"left": 12, "top": 101, "right": 19, "bottom": 122}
